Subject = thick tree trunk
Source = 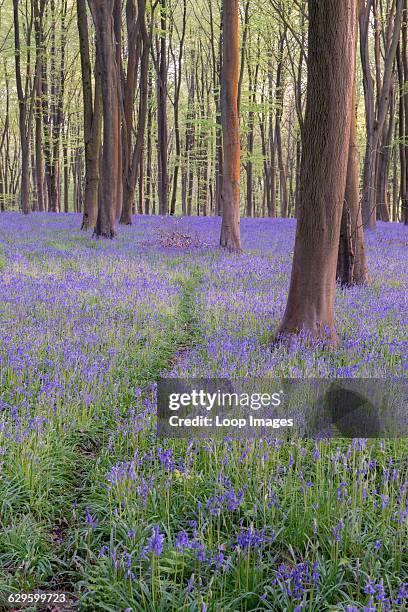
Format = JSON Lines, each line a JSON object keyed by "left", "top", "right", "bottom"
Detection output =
{"left": 120, "top": 0, "right": 139, "bottom": 224}
{"left": 88, "top": 0, "right": 120, "bottom": 238}
{"left": 220, "top": 0, "right": 241, "bottom": 252}
{"left": 78, "top": 0, "right": 102, "bottom": 230}
{"left": 277, "top": 0, "right": 356, "bottom": 343}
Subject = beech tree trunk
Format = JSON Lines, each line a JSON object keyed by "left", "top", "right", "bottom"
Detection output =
{"left": 34, "top": 0, "right": 46, "bottom": 213}
{"left": 78, "top": 0, "right": 102, "bottom": 230}
{"left": 121, "top": 0, "right": 152, "bottom": 225}
{"left": 276, "top": 29, "right": 289, "bottom": 219}
{"left": 360, "top": 0, "right": 404, "bottom": 229}
{"left": 220, "top": 0, "right": 241, "bottom": 252}
{"left": 399, "top": 1, "right": 408, "bottom": 224}
{"left": 88, "top": 0, "right": 120, "bottom": 238}
{"left": 170, "top": 0, "right": 187, "bottom": 216}
{"left": 277, "top": 0, "right": 356, "bottom": 343}
{"left": 337, "top": 58, "right": 369, "bottom": 287}
{"left": 13, "top": 0, "right": 33, "bottom": 215}
{"left": 156, "top": 0, "right": 169, "bottom": 216}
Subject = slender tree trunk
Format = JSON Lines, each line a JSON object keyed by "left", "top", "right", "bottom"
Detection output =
{"left": 170, "top": 0, "right": 187, "bottom": 215}
{"left": 268, "top": 58, "right": 277, "bottom": 218}
{"left": 34, "top": 0, "right": 45, "bottom": 212}
{"left": 220, "top": 0, "right": 241, "bottom": 251}
{"left": 114, "top": 0, "right": 123, "bottom": 222}
{"left": 246, "top": 46, "right": 259, "bottom": 218}
{"left": 337, "top": 55, "right": 369, "bottom": 287}
{"left": 209, "top": 1, "right": 223, "bottom": 216}
{"left": 277, "top": 0, "right": 356, "bottom": 343}
{"left": 275, "top": 29, "right": 289, "bottom": 218}
{"left": 156, "top": 0, "right": 169, "bottom": 215}
{"left": 122, "top": 0, "right": 152, "bottom": 224}
{"left": 13, "top": 0, "right": 32, "bottom": 215}
{"left": 145, "top": 69, "right": 153, "bottom": 216}
{"left": 63, "top": 130, "right": 69, "bottom": 213}
{"left": 360, "top": 0, "right": 404, "bottom": 228}
{"left": 376, "top": 82, "right": 395, "bottom": 222}
{"left": 400, "top": 1, "right": 408, "bottom": 223}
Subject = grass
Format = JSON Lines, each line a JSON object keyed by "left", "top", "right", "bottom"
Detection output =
{"left": 0, "top": 213, "right": 406, "bottom": 611}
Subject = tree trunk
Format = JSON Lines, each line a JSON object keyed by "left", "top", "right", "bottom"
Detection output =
{"left": 277, "top": 0, "right": 356, "bottom": 343}
{"left": 156, "top": 0, "right": 169, "bottom": 215}
{"left": 337, "top": 61, "right": 369, "bottom": 287}
{"left": 220, "top": 0, "right": 241, "bottom": 252}
{"left": 275, "top": 29, "right": 289, "bottom": 218}
{"left": 13, "top": 0, "right": 33, "bottom": 215}
{"left": 34, "top": 0, "right": 46, "bottom": 212}
{"left": 268, "top": 58, "right": 277, "bottom": 218}
{"left": 114, "top": 0, "right": 123, "bottom": 222}
{"left": 121, "top": 0, "right": 152, "bottom": 224}
{"left": 145, "top": 68, "right": 153, "bottom": 216}
{"left": 246, "top": 46, "right": 260, "bottom": 218}
{"left": 88, "top": 0, "right": 120, "bottom": 238}
{"left": 78, "top": 0, "right": 102, "bottom": 229}
{"left": 360, "top": 0, "right": 404, "bottom": 228}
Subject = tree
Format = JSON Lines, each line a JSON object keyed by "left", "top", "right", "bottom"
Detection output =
{"left": 154, "top": 0, "right": 169, "bottom": 216}
{"left": 359, "top": 0, "right": 404, "bottom": 229}
{"left": 13, "top": 0, "right": 36, "bottom": 215}
{"left": 220, "top": 0, "right": 241, "bottom": 252}
{"left": 337, "top": 56, "right": 369, "bottom": 287}
{"left": 77, "top": 0, "right": 102, "bottom": 230}
{"left": 88, "top": 0, "right": 120, "bottom": 238}
{"left": 33, "top": 0, "right": 46, "bottom": 213}
{"left": 277, "top": 0, "right": 357, "bottom": 343}
{"left": 337, "top": 1, "right": 369, "bottom": 287}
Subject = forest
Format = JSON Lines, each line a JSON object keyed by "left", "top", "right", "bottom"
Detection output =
{"left": 0, "top": 1, "right": 407, "bottom": 229}
{"left": 0, "top": 0, "right": 407, "bottom": 610}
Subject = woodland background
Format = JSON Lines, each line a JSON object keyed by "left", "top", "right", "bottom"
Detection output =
{"left": 0, "top": 0, "right": 407, "bottom": 230}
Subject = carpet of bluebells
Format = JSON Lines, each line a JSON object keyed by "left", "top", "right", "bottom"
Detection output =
{"left": 0, "top": 212, "right": 407, "bottom": 611}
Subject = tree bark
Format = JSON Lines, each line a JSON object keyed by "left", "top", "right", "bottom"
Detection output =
{"left": 337, "top": 59, "right": 369, "bottom": 287}
{"left": 88, "top": 0, "right": 120, "bottom": 238}
{"left": 275, "top": 29, "right": 289, "bottom": 218}
{"left": 78, "top": 0, "right": 102, "bottom": 230}
{"left": 170, "top": 0, "right": 187, "bottom": 215}
{"left": 360, "top": 0, "right": 404, "bottom": 228}
{"left": 34, "top": 0, "right": 46, "bottom": 212}
{"left": 156, "top": 0, "right": 169, "bottom": 215}
{"left": 277, "top": 0, "right": 356, "bottom": 343}
{"left": 13, "top": 0, "right": 34, "bottom": 215}
{"left": 220, "top": 0, "right": 241, "bottom": 252}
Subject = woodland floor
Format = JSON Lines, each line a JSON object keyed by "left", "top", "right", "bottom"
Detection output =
{"left": 0, "top": 214, "right": 407, "bottom": 611}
